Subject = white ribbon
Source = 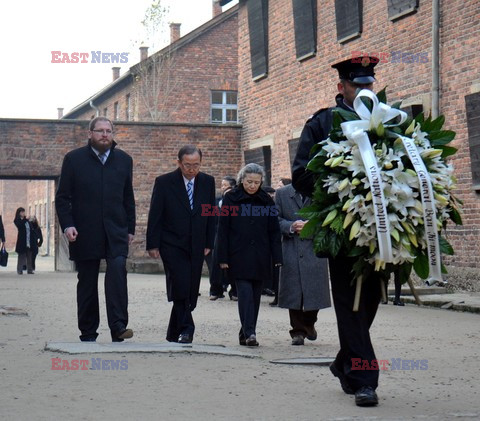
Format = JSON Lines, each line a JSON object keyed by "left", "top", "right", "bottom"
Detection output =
{"left": 397, "top": 135, "right": 443, "bottom": 285}
{"left": 340, "top": 90, "right": 407, "bottom": 263}
{"left": 339, "top": 89, "right": 443, "bottom": 283}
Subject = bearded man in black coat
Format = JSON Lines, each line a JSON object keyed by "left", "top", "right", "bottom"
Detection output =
{"left": 146, "top": 145, "right": 216, "bottom": 344}
{"left": 56, "top": 117, "right": 136, "bottom": 343}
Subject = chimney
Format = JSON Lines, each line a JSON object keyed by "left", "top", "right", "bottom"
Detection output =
{"left": 57, "top": 108, "right": 64, "bottom": 119}
{"left": 112, "top": 67, "right": 120, "bottom": 81}
{"left": 212, "top": 0, "right": 222, "bottom": 17}
{"left": 140, "top": 46, "right": 149, "bottom": 62}
{"left": 170, "top": 23, "right": 181, "bottom": 44}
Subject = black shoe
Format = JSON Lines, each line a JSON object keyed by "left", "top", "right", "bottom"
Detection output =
{"left": 246, "top": 334, "right": 259, "bottom": 346}
{"left": 329, "top": 363, "right": 354, "bottom": 395}
{"left": 393, "top": 300, "right": 405, "bottom": 306}
{"left": 112, "top": 328, "right": 133, "bottom": 342}
{"left": 269, "top": 299, "right": 278, "bottom": 307}
{"left": 178, "top": 333, "right": 192, "bottom": 344}
{"left": 262, "top": 288, "right": 275, "bottom": 297}
{"left": 381, "top": 300, "right": 388, "bottom": 304}
{"left": 306, "top": 328, "right": 317, "bottom": 341}
{"left": 239, "top": 337, "right": 246, "bottom": 346}
{"left": 291, "top": 335, "right": 304, "bottom": 346}
{"left": 80, "top": 337, "right": 96, "bottom": 342}
{"left": 355, "top": 386, "right": 378, "bottom": 407}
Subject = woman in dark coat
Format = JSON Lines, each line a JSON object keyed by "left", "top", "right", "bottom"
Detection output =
{"left": 14, "top": 207, "right": 33, "bottom": 275}
{"left": 29, "top": 216, "right": 43, "bottom": 271}
{"left": 217, "top": 163, "right": 283, "bottom": 346}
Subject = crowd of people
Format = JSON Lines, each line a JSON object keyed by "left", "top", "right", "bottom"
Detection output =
{"left": 49, "top": 55, "right": 411, "bottom": 407}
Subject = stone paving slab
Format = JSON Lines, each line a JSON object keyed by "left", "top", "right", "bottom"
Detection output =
{"left": 0, "top": 305, "right": 28, "bottom": 316}
{"left": 44, "top": 341, "right": 259, "bottom": 358}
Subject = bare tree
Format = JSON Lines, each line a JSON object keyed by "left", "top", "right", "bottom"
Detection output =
{"left": 130, "top": 0, "right": 180, "bottom": 122}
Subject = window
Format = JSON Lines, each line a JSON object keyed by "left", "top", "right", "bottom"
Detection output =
{"left": 211, "top": 91, "right": 238, "bottom": 124}
{"left": 126, "top": 94, "right": 131, "bottom": 121}
{"left": 388, "top": 0, "right": 419, "bottom": 21}
{"left": 103, "top": 107, "right": 108, "bottom": 117}
{"left": 335, "top": 0, "right": 362, "bottom": 43}
{"left": 114, "top": 102, "right": 119, "bottom": 120}
{"left": 292, "top": 0, "right": 317, "bottom": 61}
{"left": 247, "top": 0, "right": 269, "bottom": 80}
{"left": 465, "top": 92, "right": 480, "bottom": 190}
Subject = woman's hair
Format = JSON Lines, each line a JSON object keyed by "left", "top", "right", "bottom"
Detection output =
{"left": 222, "top": 176, "right": 237, "bottom": 189}
{"left": 15, "top": 207, "right": 25, "bottom": 219}
{"left": 237, "top": 163, "right": 265, "bottom": 185}
{"left": 30, "top": 216, "right": 38, "bottom": 226}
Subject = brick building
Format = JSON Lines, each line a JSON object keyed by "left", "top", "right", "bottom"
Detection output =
{"left": 63, "top": 3, "right": 239, "bottom": 126}
{"left": 219, "top": 0, "right": 480, "bottom": 280}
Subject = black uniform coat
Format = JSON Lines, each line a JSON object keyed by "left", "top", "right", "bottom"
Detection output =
{"left": 217, "top": 185, "right": 283, "bottom": 282}
{"left": 146, "top": 168, "right": 216, "bottom": 306}
{"left": 55, "top": 141, "right": 136, "bottom": 261}
{"left": 14, "top": 217, "right": 30, "bottom": 254}
{"left": 292, "top": 94, "right": 350, "bottom": 197}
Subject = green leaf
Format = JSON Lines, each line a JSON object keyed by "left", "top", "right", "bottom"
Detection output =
{"left": 306, "top": 156, "right": 326, "bottom": 172}
{"left": 300, "top": 217, "right": 319, "bottom": 239}
{"left": 347, "top": 246, "right": 366, "bottom": 257}
{"left": 428, "top": 130, "right": 456, "bottom": 146}
{"left": 441, "top": 263, "right": 448, "bottom": 274}
{"left": 329, "top": 232, "right": 344, "bottom": 256}
{"left": 449, "top": 206, "right": 463, "bottom": 225}
{"left": 391, "top": 101, "right": 402, "bottom": 110}
{"left": 298, "top": 205, "right": 321, "bottom": 220}
{"left": 429, "top": 115, "right": 445, "bottom": 132}
{"left": 376, "top": 87, "right": 387, "bottom": 104}
{"left": 332, "top": 110, "right": 342, "bottom": 129}
{"left": 415, "top": 112, "right": 425, "bottom": 125}
{"left": 335, "top": 107, "right": 359, "bottom": 122}
{"left": 439, "top": 235, "right": 454, "bottom": 255}
{"left": 313, "top": 230, "right": 330, "bottom": 254}
{"left": 330, "top": 214, "right": 345, "bottom": 234}
{"left": 413, "top": 252, "right": 429, "bottom": 279}
{"left": 439, "top": 145, "right": 458, "bottom": 158}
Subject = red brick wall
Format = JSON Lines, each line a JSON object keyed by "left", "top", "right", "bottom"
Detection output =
{"left": 0, "top": 119, "right": 242, "bottom": 257}
{"left": 236, "top": 0, "right": 480, "bottom": 269}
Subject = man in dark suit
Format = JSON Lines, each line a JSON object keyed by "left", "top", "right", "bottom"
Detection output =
{"left": 0, "top": 214, "right": 5, "bottom": 246}
{"left": 146, "top": 145, "right": 216, "bottom": 344}
{"left": 56, "top": 116, "right": 136, "bottom": 343}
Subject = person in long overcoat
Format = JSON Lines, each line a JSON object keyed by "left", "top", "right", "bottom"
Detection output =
{"left": 56, "top": 116, "right": 136, "bottom": 342}
{"left": 276, "top": 184, "right": 331, "bottom": 345}
{"left": 0, "top": 214, "right": 5, "bottom": 245}
{"left": 14, "top": 207, "right": 34, "bottom": 274}
{"left": 146, "top": 145, "right": 216, "bottom": 344}
{"left": 217, "top": 163, "right": 283, "bottom": 347}
{"left": 29, "top": 216, "right": 43, "bottom": 271}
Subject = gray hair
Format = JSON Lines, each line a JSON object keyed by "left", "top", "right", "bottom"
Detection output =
{"left": 237, "top": 163, "right": 265, "bottom": 185}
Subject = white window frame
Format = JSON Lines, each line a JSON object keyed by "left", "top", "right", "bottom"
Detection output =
{"left": 211, "top": 90, "right": 238, "bottom": 124}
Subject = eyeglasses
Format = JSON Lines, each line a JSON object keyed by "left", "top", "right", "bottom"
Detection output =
{"left": 181, "top": 163, "right": 201, "bottom": 170}
{"left": 91, "top": 129, "right": 113, "bottom": 135}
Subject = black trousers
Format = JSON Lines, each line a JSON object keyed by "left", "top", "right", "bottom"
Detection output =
{"left": 76, "top": 256, "right": 128, "bottom": 341}
{"left": 166, "top": 299, "right": 195, "bottom": 342}
{"left": 236, "top": 279, "right": 263, "bottom": 338}
{"left": 289, "top": 309, "right": 318, "bottom": 338}
{"left": 329, "top": 256, "right": 383, "bottom": 392}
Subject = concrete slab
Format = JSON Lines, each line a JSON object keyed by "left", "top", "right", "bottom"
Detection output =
{"left": 270, "top": 357, "right": 335, "bottom": 366}
{"left": 45, "top": 341, "right": 259, "bottom": 358}
{"left": 0, "top": 305, "right": 28, "bottom": 316}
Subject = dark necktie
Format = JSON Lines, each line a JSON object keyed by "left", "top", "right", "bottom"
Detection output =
{"left": 187, "top": 180, "right": 193, "bottom": 209}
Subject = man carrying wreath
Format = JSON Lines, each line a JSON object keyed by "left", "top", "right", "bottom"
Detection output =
{"left": 292, "top": 56, "right": 383, "bottom": 407}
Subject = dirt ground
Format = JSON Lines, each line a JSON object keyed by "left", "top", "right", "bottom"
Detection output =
{"left": 1, "top": 257, "right": 479, "bottom": 420}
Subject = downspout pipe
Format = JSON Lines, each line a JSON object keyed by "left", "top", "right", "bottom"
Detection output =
{"left": 89, "top": 100, "right": 100, "bottom": 117}
{"left": 432, "top": 0, "right": 440, "bottom": 118}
